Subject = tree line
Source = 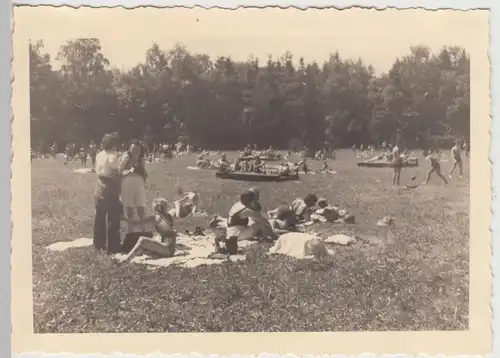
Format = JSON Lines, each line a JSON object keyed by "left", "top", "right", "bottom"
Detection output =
{"left": 30, "top": 38, "right": 470, "bottom": 153}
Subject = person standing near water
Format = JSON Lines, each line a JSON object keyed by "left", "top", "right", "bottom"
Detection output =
{"left": 93, "top": 132, "right": 122, "bottom": 253}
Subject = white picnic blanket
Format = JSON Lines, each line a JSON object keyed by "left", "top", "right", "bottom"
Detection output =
{"left": 46, "top": 237, "right": 93, "bottom": 251}
{"left": 112, "top": 233, "right": 257, "bottom": 268}
{"left": 73, "top": 168, "right": 94, "bottom": 174}
{"left": 324, "top": 234, "right": 356, "bottom": 245}
{"left": 46, "top": 234, "right": 257, "bottom": 268}
{"left": 268, "top": 232, "right": 334, "bottom": 259}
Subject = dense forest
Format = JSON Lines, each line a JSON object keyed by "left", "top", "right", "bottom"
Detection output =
{"left": 30, "top": 39, "right": 470, "bottom": 152}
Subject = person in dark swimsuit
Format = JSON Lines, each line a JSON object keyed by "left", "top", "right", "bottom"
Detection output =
{"left": 118, "top": 198, "right": 177, "bottom": 263}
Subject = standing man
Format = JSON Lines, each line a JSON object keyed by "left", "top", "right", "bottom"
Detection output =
{"left": 93, "top": 132, "right": 122, "bottom": 253}
{"left": 449, "top": 140, "right": 463, "bottom": 179}
{"left": 88, "top": 140, "right": 98, "bottom": 171}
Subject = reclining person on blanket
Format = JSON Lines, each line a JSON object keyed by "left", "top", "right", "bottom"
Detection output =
{"left": 169, "top": 186, "right": 200, "bottom": 219}
{"left": 267, "top": 194, "right": 318, "bottom": 230}
{"left": 310, "top": 198, "right": 340, "bottom": 222}
{"left": 311, "top": 198, "right": 356, "bottom": 224}
{"left": 226, "top": 189, "right": 277, "bottom": 242}
{"left": 118, "top": 198, "right": 177, "bottom": 263}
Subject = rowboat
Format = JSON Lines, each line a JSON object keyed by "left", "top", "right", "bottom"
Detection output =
{"left": 357, "top": 157, "right": 419, "bottom": 168}
{"left": 215, "top": 170, "right": 299, "bottom": 182}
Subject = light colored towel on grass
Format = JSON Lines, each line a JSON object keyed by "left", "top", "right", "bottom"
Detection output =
{"left": 113, "top": 233, "right": 257, "bottom": 268}
{"left": 324, "top": 234, "right": 356, "bottom": 245}
{"left": 186, "top": 166, "right": 200, "bottom": 170}
{"left": 47, "top": 238, "right": 93, "bottom": 252}
{"left": 73, "top": 168, "right": 94, "bottom": 174}
{"left": 268, "top": 232, "right": 334, "bottom": 259}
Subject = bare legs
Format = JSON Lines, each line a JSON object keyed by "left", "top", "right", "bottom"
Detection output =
{"left": 136, "top": 206, "right": 146, "bottom": 231}
{"left": 423, "top": 167, "right": 448, "bottom": 184}
{"left": 119, "top": 236, "right": 174, "bottom": 263}
{"left": 392, "top": 167, "right": 401, "bottom": 186}
{"left": 449, "top": 160, "right": 463, "bottom": 179}
{"left": 126, "top": 206, "right": 147, "bottom": 232}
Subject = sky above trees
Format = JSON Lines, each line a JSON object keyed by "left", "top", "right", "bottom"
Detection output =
{"left": 30, "top": 37, "right": 470, "bottom": 152}
{"left": 29, "top": 7, "right": 482, "bottom": 74}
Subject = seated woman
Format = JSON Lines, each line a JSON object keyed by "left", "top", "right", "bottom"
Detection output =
{"left": 118, "top": 198, "right": 177, "bottom": 263}
{"left": 226, "top": 190, "right": 277, "bottom": 242}
{"left": 169, "top": 186, "right": 200, "bottom": 219}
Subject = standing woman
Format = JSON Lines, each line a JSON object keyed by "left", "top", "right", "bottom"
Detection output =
{"left": 93, "top": 132, "right": 122, "bottom": 253}
{"left": 392, "top": 143, "right": 403, "bottom": 186}
{"left": 120, "top": 140, "right": 148, "bottom": 233}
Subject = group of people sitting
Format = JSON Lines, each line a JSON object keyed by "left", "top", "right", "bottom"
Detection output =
{"left": 196, "top": 153, "right": 268, "bottom": 174}
{"left": 116, "top": 185, "right": 354, "bottom": 263}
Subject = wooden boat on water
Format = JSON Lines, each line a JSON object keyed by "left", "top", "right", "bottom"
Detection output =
{"left": 357, "top": 157, "right": 419, "bottom": 168}
{"left": 215, "top": 170, "right": 299, "bottom": 182}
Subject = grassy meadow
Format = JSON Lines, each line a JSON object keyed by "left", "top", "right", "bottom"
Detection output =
{"left": 31, "top": 150, "right": 469, "bottom": 333}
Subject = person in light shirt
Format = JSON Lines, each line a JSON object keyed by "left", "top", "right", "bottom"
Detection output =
{"left": 93, "top": 132, "right": 122, "bottom": 253}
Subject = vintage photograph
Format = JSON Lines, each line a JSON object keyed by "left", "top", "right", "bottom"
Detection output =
{"left": 11, "top": 5, "right": 491, "bottom": 356}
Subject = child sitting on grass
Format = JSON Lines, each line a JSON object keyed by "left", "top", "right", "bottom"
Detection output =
{"left": 117, "top": 198, "right": 177, "bottom": 263}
